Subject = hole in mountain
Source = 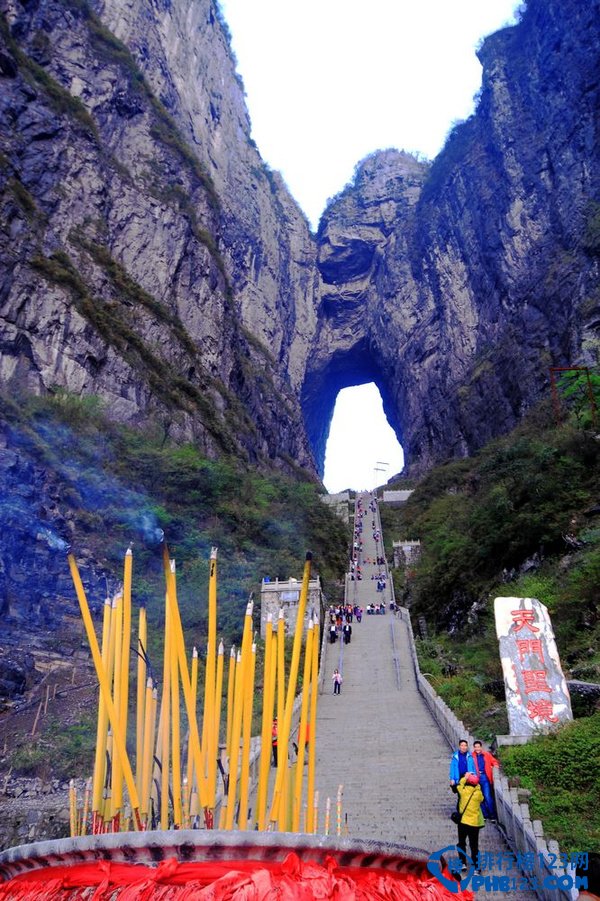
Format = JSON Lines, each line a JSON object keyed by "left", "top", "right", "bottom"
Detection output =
{"left": 323, "top": 383, "right": 404, "bottom": 494}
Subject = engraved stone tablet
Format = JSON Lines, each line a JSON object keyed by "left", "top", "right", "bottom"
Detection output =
{"left": 494, "top": 596, "right": 573, "bottom": 736}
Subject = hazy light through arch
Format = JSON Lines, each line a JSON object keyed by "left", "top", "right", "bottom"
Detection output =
{"left": 323, "top": 384, "right": 404, "bottom": 494}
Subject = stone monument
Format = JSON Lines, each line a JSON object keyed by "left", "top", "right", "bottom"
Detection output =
{"left": 494, "top": 596, "right": 572, "bottom": 742}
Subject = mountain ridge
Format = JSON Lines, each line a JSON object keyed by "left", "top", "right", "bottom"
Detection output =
{"left": 1, "top": 0, "right": 599, "bottom": 477}
{"left": 0, "top": 0, "right": 599, "bottom": 653}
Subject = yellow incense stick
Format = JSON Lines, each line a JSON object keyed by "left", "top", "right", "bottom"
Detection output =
{"left": 102, "top": 730, "right": 113, "bottom": 824}
{"left": 225, "top": 646, "right": 236, "bottom": 761}
{"left": 111, "top": 592, "right": 123, "bottom": 819}
{"left": 213, "top": 640, "right": 225, "bottom": 801}
{"left": 336, "top": 784, "right": 344, "bottom": 836}
{"left": 276, "top": 609, "right": 285, "bottom": 728}
{"left": 225, "top": 600, "right": 253, "bottom": 829}
{"left": 151, "top": 680, "right": 166, "bottom": 820}
{"left": 204, "top": 548, "right": 218, "bottom": 810}
{"left": 120, "top": 548, "right": 132, "bottom": 769}
{"left": 160, "top": 593, "right": 172, "bottom": 830}
{"left": 225, "top": 648, "right": 244, "bottom": 829}
{"left": 69, "top": 780, "right": 77, "bottom": 838}
{"left": 140, "top": 678, "right": 154, "bottom": 821}
{"left": 102, "top": 596, "right": 118, "bottom": 822}
{"left": 256, "top": 616, "right": 274, "bottom": 830}
{"left": 238, "top": 639, "right": 256, "bottom": 830}
{"left": 80, "top": 778, "right": 91, "bottom": 836}
{"left": 67, "top": 555, "right": 141, "bottom": 828}
{"left": 91, "top": 597, "right": 111, "bottom": 821}
{"left": 306, "top": 621, "right": 319, "bottom": 833}
{"left": 135, "top": 603, "right": 147, "bottom": 798}
{"left": 293, "top": 620, "right": 314, "bottom": 831}
{"left": 268, "top": 553, "right": 312, "bottom": 826}
{"left": 185, "top": 646, "right": 199, "bottom": 806}
{"left": 170, "top": 599, "right": 183, "bottom": 827}
{"left": 163, "top": 552, "right": 208, "bottom": 809}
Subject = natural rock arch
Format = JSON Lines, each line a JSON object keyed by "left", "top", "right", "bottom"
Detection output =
{"left": 301, "top": 339, "right": 404, "bottom": 478}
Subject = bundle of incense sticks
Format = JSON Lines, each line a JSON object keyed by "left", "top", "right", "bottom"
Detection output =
{"left": 67, "top": 547, "right": 323, "bottom": 833}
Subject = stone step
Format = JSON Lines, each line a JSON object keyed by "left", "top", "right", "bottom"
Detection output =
{"left": 313, "top": 492, "right": 537, "bottom": 900}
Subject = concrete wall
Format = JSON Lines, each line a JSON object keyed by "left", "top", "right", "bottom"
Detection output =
{"left": 382, "top": 490, "right": 414, "bottom": 504}
{"left": 320, "top": 493, "right": 351, "bottom": 525}
{"left": 260, "top": 578, "right": 322, "bottom": 638}
{"left": 392, "top": 540, "right": 421, "bottom": 570}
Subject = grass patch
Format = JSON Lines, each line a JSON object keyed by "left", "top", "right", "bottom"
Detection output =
{"left": 499, "top": 713, "right": 600, "bottom": 852}
{"left": 69, "top": 231, "right": 199, "bottom": 358}
{"left": 1, "top": 14, "right": 97, "bottom": 138}
{"left": 7, "top": 177, "right": 39, "bottom": 220}
{"left": 145, "top": 180, "right": 230, "bottom": 294}
{"left": 415, "top": 633, "right": 508, "bottom": 742}
{"left": 7, "top": 389, "right": 348, "bottom": 654}
{"left": 29, "top": 251, "right": 236, "bottom": 449}
{"left": 389, "top": 401, "right": 600, "bottom": 638}
{"left": 9, "top": 714, "right": 96, "bottom": 781}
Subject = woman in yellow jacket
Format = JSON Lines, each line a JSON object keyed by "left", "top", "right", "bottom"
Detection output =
{"left": 456, "top": 772, "right": 485, "bottom": 872}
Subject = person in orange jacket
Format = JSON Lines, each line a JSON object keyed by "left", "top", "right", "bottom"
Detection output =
{"left": 472, "top": 740, "right": 499, "bottom": 820}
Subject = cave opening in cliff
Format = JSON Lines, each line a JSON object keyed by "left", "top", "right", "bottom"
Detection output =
{"left": 322, "top": 383, "right": 404, "bottom": 494}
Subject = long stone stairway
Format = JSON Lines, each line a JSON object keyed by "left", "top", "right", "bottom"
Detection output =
{"left": 314, "top": 492, "right": 536, "bottom": 899}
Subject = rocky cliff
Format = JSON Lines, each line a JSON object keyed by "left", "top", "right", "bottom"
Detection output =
{"left": 305, "top": 0, "right": 600, "bottom": 473}
{"left": 0, "top": 0, "right": 317, "bottom": 473}
{"left": 1, "top": 0, "right": 599, "bottom": 481}
{"left": 0, "top": 0, "right": 598, "bottom": 841}
{"left": 0, "top": 0, "right": 599, "bottom": 627}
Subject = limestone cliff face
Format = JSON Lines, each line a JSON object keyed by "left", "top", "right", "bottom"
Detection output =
{"left": 0, "top": 0, "right": 599, "bottom": 485}
{"left": 306, "top": 0, "right": 600, "bottom": 474}
{"left": 0, "top": 0, "right": 317, "bottom": 471}
{"left": 303, "top": 150, "right": 430, "bottom": 469}
{"left": 304, "top": 0, "right": 600, "bottom": 471}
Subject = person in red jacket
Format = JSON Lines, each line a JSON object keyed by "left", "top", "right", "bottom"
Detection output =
{"left": 472, "top": 740, "right": 499, "bottom": 820}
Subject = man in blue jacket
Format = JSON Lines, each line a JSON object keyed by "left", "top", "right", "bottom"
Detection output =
{"left": 449, "top": 739, "right": 476, "bottom": 788}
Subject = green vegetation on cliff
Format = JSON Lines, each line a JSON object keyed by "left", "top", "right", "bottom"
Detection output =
{"left": 1, "top": 388, "right": 347, "bottom": 786}
{"left": 3, "top": 388, "right": 347, "bottom": 643}
{"left": 500, "top": 712, "right": 600, "bottom": 853}
{"left": 381, "top": 381, "right": 600, "bottom": 851}
{"left": 383, "top": 396, "right": 599, "bottom": 668}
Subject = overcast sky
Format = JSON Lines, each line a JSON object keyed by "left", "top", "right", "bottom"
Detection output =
{"left": 218, "top": 0, "right": 521, "bottom": 492}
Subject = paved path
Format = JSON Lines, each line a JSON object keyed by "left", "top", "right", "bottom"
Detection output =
{"left": 314, "top": 492, "right": 536, "bottom": 899}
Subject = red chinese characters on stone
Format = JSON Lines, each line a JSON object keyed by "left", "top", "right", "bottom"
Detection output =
{"left": 527, "top": 698, "right": 559, "bottom": 723}
{"left": 510, "top": 609, "right": 540, "bottom": 633}
{"left": 522, "top": 670, "right": 552, "bottom": 694}
{"left": 517, "top": 638, "right": 544, "bottom": 663}
{"left": 512, "top": 608, "right": 556, "bottom": 720}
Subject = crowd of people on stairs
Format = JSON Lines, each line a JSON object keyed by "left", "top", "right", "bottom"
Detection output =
{"left": 329, "top": 492, "right": 394, "bottom": 697}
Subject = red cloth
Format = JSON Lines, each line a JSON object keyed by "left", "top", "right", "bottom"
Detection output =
{"left": 0, "top": 853, "right": 473, "bottom": 900}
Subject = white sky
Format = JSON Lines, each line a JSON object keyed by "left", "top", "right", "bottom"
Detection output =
{"left": 218, "top": 0, "right": 521, "bottom": 492}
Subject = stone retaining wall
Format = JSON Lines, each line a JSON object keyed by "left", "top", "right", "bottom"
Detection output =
{"left": 397, "top": 606, "right": 579, "bottom": 901}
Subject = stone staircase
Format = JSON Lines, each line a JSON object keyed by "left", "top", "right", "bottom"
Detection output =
{"left": 314, "top": 492, "right": 537, "bottom": 899}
